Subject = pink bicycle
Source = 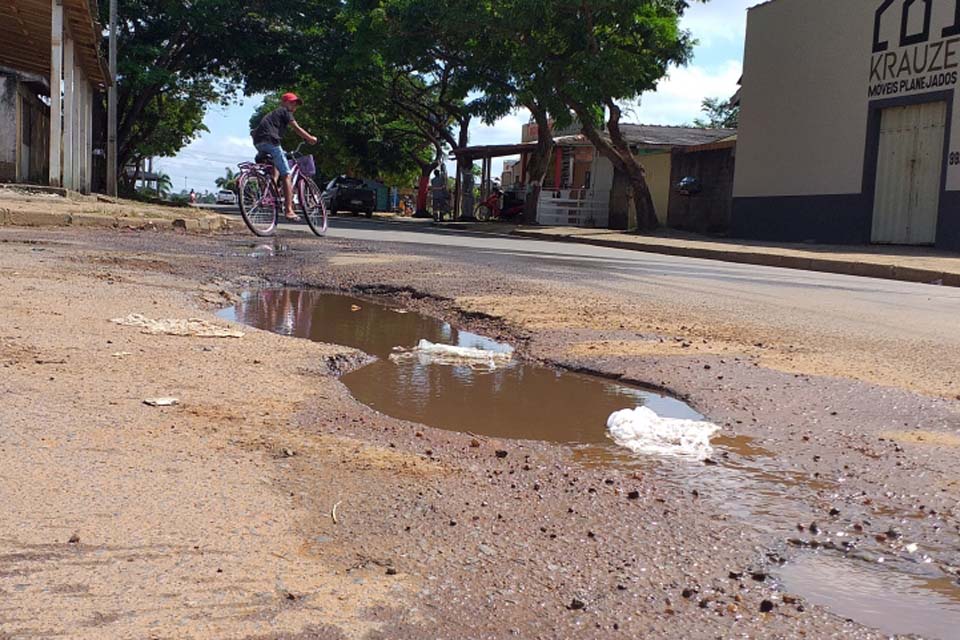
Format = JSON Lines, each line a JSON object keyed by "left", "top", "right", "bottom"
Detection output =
{"left": 236, "top": 142, "right": 328, "bottom": 237}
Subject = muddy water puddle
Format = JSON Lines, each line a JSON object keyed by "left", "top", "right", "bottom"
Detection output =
{"left": 220, "top": 288, "right": 700, "bottom": 445}
{"left": 780, "top": 554, "right": 960, "bottom": 639}
{"left": 222, "top": 289, "right": 960, "bottom": 638}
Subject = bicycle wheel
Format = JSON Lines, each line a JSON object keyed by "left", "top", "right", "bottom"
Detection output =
{"left": 299, "top": 177, "right": 328, "bottom": 236}
{"left": 238, "top": 172, "right": 278, "bottom": 237}
{"left": 473, "top": 202, "right": 489, "bottom": 222}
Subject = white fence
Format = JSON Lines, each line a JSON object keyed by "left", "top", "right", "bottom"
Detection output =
{"left": 537, "top": 188, "right": 610, "bottom": 228}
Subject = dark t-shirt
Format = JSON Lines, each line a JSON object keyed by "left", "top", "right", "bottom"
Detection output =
{"left": 252, "top": 107, "right": 294, "bottom": 145}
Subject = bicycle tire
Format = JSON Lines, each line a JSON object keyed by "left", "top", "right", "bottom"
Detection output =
{"left": 238, "top": 172, "right": 278, "bottom": 237}
{"left": 473, "top": 202, "right": 489, "bottom": 222}
{"left": 299, "top": 177, "right": 328, "bottom": 236}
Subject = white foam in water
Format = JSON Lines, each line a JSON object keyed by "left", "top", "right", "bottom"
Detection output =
{"left": 607, "top": 406, "right": 719, "bottom": 460}
{"left": 389, "top": 339, "right": 513, "bottom": 370}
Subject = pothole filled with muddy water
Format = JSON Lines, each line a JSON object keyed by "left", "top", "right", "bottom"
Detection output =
{"left": 221, "top": 288, "right": 960, "bottom": 639}
{"left": 220, "top": 288, "right": 705, "bottom": 451}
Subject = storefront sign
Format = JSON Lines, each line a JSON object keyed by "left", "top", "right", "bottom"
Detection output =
{"left": 869, "top": 0, "right": 960, "bottom": 96}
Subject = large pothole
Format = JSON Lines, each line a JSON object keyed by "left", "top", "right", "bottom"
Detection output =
{"left": 221, "top": 287, "right": 960, "bottom": 639}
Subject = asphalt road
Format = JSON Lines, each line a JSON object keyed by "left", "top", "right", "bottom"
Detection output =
{"left": 204, "top": 209, "right": 960, "bottom": 390}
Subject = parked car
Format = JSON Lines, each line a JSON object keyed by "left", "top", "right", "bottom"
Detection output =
{"left": 322, "top": 176, "right": 376, "bottom": 217}
{"left": 216, "top": 189, "right": 237, "bottom": 205}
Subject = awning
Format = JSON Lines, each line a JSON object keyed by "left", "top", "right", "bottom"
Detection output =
{"left": 0, "top": 0, "right": 109, "bottom": 86}
{"left": 450, "top": 135, "right": 592, "bottom": 161}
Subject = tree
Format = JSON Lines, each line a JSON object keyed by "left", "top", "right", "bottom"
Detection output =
{"left": 99, "top": 0, "right": 338, "bottom": 186}
{"left": 496, "top": 0, "right": 699, "bottom": 231}
{"left": 693, "top": 97, "right": 739, "bottom": 129}
{"left": 155, "top": 172, "right": 173, "bottom": 197}
{"left": 215, "top": 167, "right": 239, "bottom": 192}
{"left": 280, "top": 0, "right": 480, "bottom": 216}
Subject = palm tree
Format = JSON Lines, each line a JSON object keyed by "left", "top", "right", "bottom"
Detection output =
{"left": 155, "top": 172, "right": 173, "bottom": 197}
{"left": 215, "top": 167, "right": 239, "bottom": 192}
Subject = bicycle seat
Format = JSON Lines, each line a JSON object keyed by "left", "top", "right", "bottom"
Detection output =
{"left": 255, "top": 150, "right": 274, "bottom": 164}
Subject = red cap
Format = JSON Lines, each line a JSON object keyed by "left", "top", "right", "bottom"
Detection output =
{"left": 281, "top": 92, "right": 303, "bottom": 105}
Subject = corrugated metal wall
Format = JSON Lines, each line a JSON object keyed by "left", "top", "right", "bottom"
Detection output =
{"left": 872, "top": 101, "right": 946, "bottom": 245}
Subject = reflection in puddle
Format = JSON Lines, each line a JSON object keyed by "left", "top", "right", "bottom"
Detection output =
{"left": 713, "top": 434, "right": 775, "bottom": 459}
{"left": 779, "top": 553, "right": 960, "bottom": 640}
{"left": 221, "top": 289, "right": 701, "bottom": 445}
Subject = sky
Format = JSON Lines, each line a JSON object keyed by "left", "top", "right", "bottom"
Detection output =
{"left": 158, "top": 1, "right": 754, "bottom": 193}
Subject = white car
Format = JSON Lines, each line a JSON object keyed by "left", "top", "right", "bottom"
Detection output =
{"left": 216, "top": 189, "right": 237, "bottom": 205}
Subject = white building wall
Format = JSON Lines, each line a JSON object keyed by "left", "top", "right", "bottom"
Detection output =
{"left": 735, "top": 0, "right": 960, "bottom": 198}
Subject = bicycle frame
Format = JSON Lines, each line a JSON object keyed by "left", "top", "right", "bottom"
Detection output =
{"left": 238, "top": 142, "right": 308, "bottom": 206}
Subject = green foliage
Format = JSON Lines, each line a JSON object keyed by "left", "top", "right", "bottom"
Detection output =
{"left": 104, "top": 0, "right": 704, "bottom": 205}
{"left": 155, "top": 172, "right": 173, "bottom": 196}
{"left": 101, "top": 0, "right": 339, "bottom": 177}
{"left": 215, "top": 167, "right": 239, "bottom": 192}
{"left": 693, "top": 97, "right": 739, "bottom": 129}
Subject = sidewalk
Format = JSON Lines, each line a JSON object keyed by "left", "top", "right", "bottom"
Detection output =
{"left": 0, "top": 185, "right": 234, "bottom": 232}
{"left": 511, "top": 227, "right": 960, "bottom": 287}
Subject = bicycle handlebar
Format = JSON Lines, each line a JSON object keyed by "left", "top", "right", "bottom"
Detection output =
{"left": 285, "top": 141, "right": 309, "bottom": 159}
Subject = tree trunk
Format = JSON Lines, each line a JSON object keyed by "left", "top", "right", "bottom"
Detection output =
{"left": 522, "top": 103, "right": 554, "bottom": 225}
{"left": 414, "top": 173, "right": 431, "bottom": 218}
{"left": 454, "top": 116, "right": 478, "bottom": 222}
{"left": 567, "top": 99, "right": 658, "bottom": 232}
{"left": 413, "top": 161, "right": 433, "bottom": 218}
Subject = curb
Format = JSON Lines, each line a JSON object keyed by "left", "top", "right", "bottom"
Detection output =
{"left": 0, "top": 208, "right": 235, "bottom": 234}
{"left": 511, "top": 230, "right": 960, "bottom": 288}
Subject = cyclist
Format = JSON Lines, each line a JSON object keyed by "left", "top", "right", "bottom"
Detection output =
{"left": 251, "top": 92, "right": 317, "bottom": 221}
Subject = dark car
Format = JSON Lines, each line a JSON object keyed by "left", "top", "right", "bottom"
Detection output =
{"left": 322, "top": 176, "right": 376, "bottom": 217}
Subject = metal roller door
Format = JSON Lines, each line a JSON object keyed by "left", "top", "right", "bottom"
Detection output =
{"left": 872, "top": 101, "right": 946, "bottom": 245}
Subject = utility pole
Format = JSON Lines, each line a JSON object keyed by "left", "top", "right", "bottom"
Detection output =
{"left": 106, "top": 0, "right": 118, "bottom": 196}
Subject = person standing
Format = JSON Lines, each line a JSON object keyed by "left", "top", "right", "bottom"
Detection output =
{"left": 430, "top": 170, "right": 448, "bottom": 219}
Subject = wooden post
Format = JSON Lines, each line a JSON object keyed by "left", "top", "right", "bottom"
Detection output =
{"left": 14, "top": 80, "right": 22, "bottom": 182}
{"left": 106, "top": 0, "right": 118, "bottom": 196}
{"left": 80, "top": 82, "right": 87, "bottom": 192}
{"left": 77, "top": 76, "right": 85, "bottom": 191}
{"left": 84, "top": 85, "right": 93, "bottom": 192}
{"left": 63, "top": 35, "right": 75, "bottom": 190}
{"left": 553, "top": 146, "right": 562, "bottom": 190}
{"left": 49, "top": 0, "right": 63, "bottom": 187}
{"left": 453, "top": 156, "right": 461, "bottom": 218}
{"left": 71, "top": 68, "right": 83, "bottom": 190}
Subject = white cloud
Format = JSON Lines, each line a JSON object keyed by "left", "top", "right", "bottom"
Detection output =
{"left": 680, "top": 0, "right": 754, "bottom": 48}
{"left": 631, "top": 60, "right": 742, "bottom": 125}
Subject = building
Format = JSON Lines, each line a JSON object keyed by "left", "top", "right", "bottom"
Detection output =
{"left": 501, "top": 158, "right": 521, "bottom": 186}
{"left": 668, "top": 135, "right": 737, "bottom": 233}
{"left": 733, "top": 0, "right": 960, "bottom": 250}
{"left": 0, "top": 0, "right": 109, "bottom": 192}
{"left": 456, "top": 123, "right": 734, "bottom": 229}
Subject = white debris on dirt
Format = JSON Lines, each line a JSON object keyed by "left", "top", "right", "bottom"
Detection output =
{"left": 111, "top": 314, "right": 244, "bottom": 338}
{"left": 0, "top": 187, "right": 64, "bottom": 199}
{"left": 607, "top": 406, "right": 719, "bottom": 460}
{"left": 389, "top": 339, "right": 513, "bottom": 370}
{"left": 143, "top": 397, "right": 179, "bottom": 407}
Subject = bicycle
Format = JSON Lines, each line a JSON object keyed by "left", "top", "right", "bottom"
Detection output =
{"left": 236, "top": 142, "right": 328, "bottom": 237}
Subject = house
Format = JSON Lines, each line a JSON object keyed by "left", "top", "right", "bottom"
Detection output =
{"left": 0, "top": 0, "right": 109, "bottom": 192}
{"left": 457, "top": 122, "right": 735, "bottom": 229}
{"left": 501, "top": 158, "right": 521, "bottom": 186}
{"left": 733, "top": 0, "right": 960, "bottom": 251}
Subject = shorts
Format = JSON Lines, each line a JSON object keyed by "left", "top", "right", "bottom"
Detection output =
{"left": 255, "top": 141, "right": 291, "bottom": 177}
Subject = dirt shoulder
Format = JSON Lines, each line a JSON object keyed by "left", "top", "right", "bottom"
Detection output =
{"left": 1, "top": 226, "right": 954, "bottom": 639}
